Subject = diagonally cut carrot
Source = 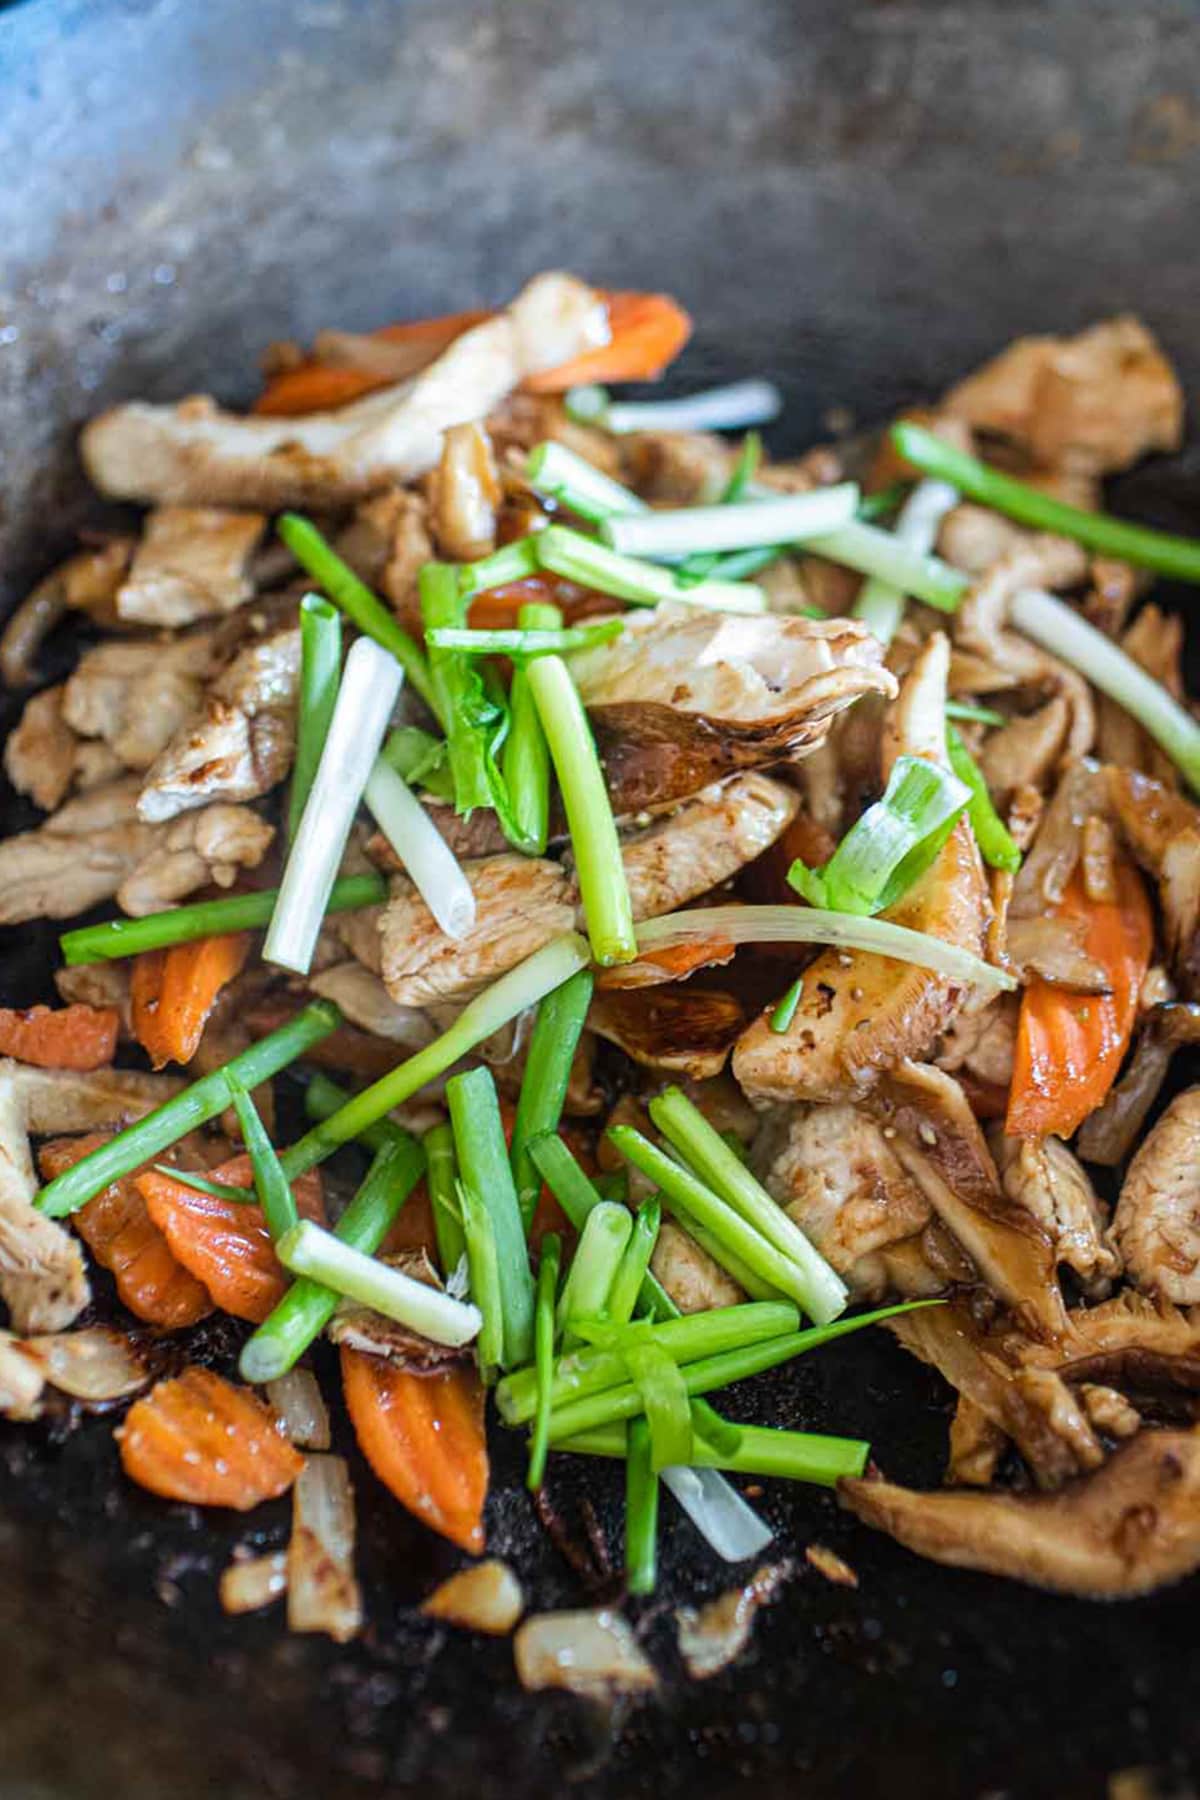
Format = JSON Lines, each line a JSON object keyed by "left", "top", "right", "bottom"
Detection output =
{"left": 340, "top": 1349, "right": 488, "bottom": 1554}
{"left": 1006, "top": 859, "right": 1154, "bottom": 1140}
{"left": 0, "top": 1004, "right": 119, "bottom": 1071}
{"left": 118, "top": 1367, "right": 303, "bottom": 1509}
{"left": 130, "top": 934, "right": 251, "bottom": 1070}
{"left": 38, "top": 1135, "right": 213, "bottom": 1330}
{"left": 252, "top": 364, "right": 385, "bottom": 417}
{"left": 523, "top": 290, "right": 693, "bottom": 393}
{"left": 137, "top": 1155, "right": 325, "bottom": 1323}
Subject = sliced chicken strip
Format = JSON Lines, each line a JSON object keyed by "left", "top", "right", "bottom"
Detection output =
{"left": 62, "top": 631, "right": 221, "bottom": 771}
{"left": 116, "top": 804, "right": 274, "bottom": 915}
{"left": 989, "top": 1130, "right": 1119, "bottom": 1296}
{"left": 1096, "top": 605, "right": 1184, "bottom": 788}
{"left": 650, "top": 1221, "right": 744, "bottom": 1314}
{"left": 115, "top": 506, "right": 266, "bottom": 626}
{"left": 307, "top": 963, "right": 437, "bottom": 1049}
{"left": 6, "top": 1063, "right": 184, "bottom": 1135}
{"left": 0, "top": 1068, "right": 89, "bottom": 1334}
{"left": 1110, "top": 1089, "right": 1200, "bottom": 1305}
{"left": 4, "top": 684, "right": 79, "bottom": 812}
{"left": 0, "top": 778, "right": 160, "bottom": 925}
{"left": 978, "top": 697, "right": 1070, "bottom": 803}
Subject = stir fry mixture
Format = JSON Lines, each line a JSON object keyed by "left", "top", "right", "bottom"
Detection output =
{"left": 3, "top": 273, "right": 1200, "bottom": 1686}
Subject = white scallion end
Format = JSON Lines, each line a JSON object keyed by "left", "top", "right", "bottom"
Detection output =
{"left": 277, "top": 1220, "right": 482, "bottom": 1348}
{"left": 660, "top": 1465, "right": 774, "bottom": 1562}
{"left": 604, "top": 379, "right": 783, "bottom": 436}
{"left": 601, "top": 483, "right": 860, "bottom": 561}
{"left": 853, "top": 477, "right": 960, "bottom": 646}
{"left": 363, "top": 757, "right": 476, "bottom": 941}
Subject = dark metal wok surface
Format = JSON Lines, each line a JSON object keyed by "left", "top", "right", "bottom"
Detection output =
{"left": 3, "top": 3, "right": 1200, "bottom": 1795}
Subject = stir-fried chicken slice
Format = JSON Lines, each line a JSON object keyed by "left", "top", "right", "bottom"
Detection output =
{"left": 1110, "top": 1088, "right": 1200, "bottom": 1305}
{"left": 54, "top": 962, "right": 133, "bottom": 1034}
{"left": 841, "top": 1425, "right": 1200, "bottom": 1599}
{"left": 116, "top": 804, "right": 274, "bottom": 915}
{"left": 1106, "top": 767, "right": 1200, "bottom": 999}
{"left": 336, "top": 488, "right": 432, "bottom": 632}
{"left": 61, "top": 631, "right": 222, "bottom": 771}
{"left": 587, "top": 987, "right": 749, "bottom": 1081}
{"left": 4, "top": 685, "right": 79, "bottom": 812}
{"left": 6, "top": 1062, "right": 183, "bottom": 1135}
{"left": 1096, "top": 605, "right": 1184, "bottom": 787}
{"left": 307, "top": 963, "right": 437, "bottom": 1049}
{"left": 1010, "top": 1289, "right": 1200, "bottom": 1398}
{"left": 115, "top": 506, "right": 266, "bottom": 626}
{"left": 618, "top": 431, "right": 735, "bottom": 503}
{"left": 734, "top": 636, "right": 990, "bottom": 1105}
{"left": 947, "top": 1395, "right": 1007, "bottom": 1487}
{"left": 570, "top": 604, "right": 895, "bottom": 812}
{"left": 81, "top": 273, "right": 608, "bottom": 509}
{"left": 935, "top": 994, "right": 1018, "bottom": 1094}
{"left": 978, "top": 697, "right": 1070, "bottom": 803}
{"left": 990, "top": 1130, "right": 1119, "bottom": 1296}
{"left": 650, "top": 1221, "right": 744, "bottom": 1314}
{"left": 0, "top": 539, "right": 135, "bottom": 688}
{"left": 380, "top": 856, "right": 575, "bottom": 1008}
{"left": 0, "top": 1068, "right": 89, "bottom": 1334}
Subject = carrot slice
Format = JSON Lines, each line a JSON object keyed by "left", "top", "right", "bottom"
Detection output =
{"left": 38, "top": 1135, "right": 213, "bottom": 1329}
{"left": 341, "top": 1349, "right": 488, "bottom": 1554}
{"left": 137, "top": 1155, "right": 325, "bottom": 1323}
{"left": 130, "top": 933, "right": 250, "bottom": 1070}
{"left": 254, "top": 309, "right": 495, "bottom": 416}
{"left": 1006, "top": 860, "right": 1154, "bottom": 1140}
{"left": 523, "top": 290, "right": 693, "bottom": 393}
{"left": 0, "top": 1003, "right": 119, "bottom": 1071}
{"left": 118, "top": 1366, "right": 303, "bottom": 1509}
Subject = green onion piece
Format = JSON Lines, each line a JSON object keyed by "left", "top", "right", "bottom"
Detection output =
{"left": 527, "top": 1232, "right": 562, "bottom": 1491}
{"left": 624, "top": 1340, "right": 692, "bottom": 1472}
{"left": 224, "top": 1072, "right": 298, "bottom": 1239}
{"left": 510, "top": 966, "right": 594, "bottom": 1231}
{"left": 289, "top": 595, "right": 342, "bottom": 839}
{"left": 676, "top": 431, "right": 762, "bottom": 585}
{"left": 496, "top": 1300, "right": 798, "bottom": 1427}
{"left": 544, "top": 1300, "right": 935, "bottom": 1443}
{"left": 277, "top": 513, "right": 440, "bottom": 719}
{"left": 150, "top": 1165, "right": 257, "bottom": 1204}
{"left": 788, "top": 753, "right": 971, "bottom": 917}
{"left": 534, "top": 524, "right": 765, "bottom": 614}
{"left": 59, "top": 872, "right": 387, "bottom": 967}
{"left": 592, "top": 1170, "right": 629, "bottom": 1206}
{"left": 690, "top": 544, "right": 787, "bottom": 584}
{"left": 526, "top": 652, "right": 636, "bottom": 966}
{"left": 597, "top": 379, "right": 782, "bottom": 437}
{"left": 946, "top": 724, "right": 1022, "bottom": 874}
{"left": 649, "top": 1087, "right": 847, "bottom": 1325}
{"left": 556, "top": 1201, "right": 632, "bottom": 1341}
{"left": 281, "top": 934, "right": 591, "bottom": 1178}
{"left": 501, "top": 600, "right": 559, "bottom": 857}
{"left": 605, "top": 1197, "right": 661, "bottom": 1326}
{"left": 624, "top": 1417, "right": 659, "bottom": 1595}
{"left": 857, "top": 480, "right": 913, "bottom": 523}
{"left": 563, "top": 384, "right": 611, "bottom": 426}
{"left": 380, "top": 726, "right": 455, "bottom": 803}
{"left": 447, "top": 1066, "right": 535, "bottom": 1369}
{"left": 945, "top": 700, "right": 1006, "bottom": 728}
{"left": 238, "top": 1135, "right": 424, "bottom": 1383}
{"left": 690, "top": 1402, "right": 743, "bottom": 1459}
{"left": 457, "top": 537, "right": 539, "bottom": 597}
{"left": 426, "top": 620, "right": 623, "bottom": 658}
{"left": 603, "top": 484, "right": 860, "bottom": 562}
{"left": 420, "top": 561, "right": 507, "bottom": 817}
{"left": 558, "top": 1420, "right": 869, "bottom": 1487}
{"left": 769, "top": 976, "right": 804, "bottom": 1035}
{"left": 526, "top": 441, "right": 648, "bottom": 524}
{"left": 528, "top": 1132, "right": 678, "bottom": 1321}
{"left": 423, "top": 1123, "right": 466, "bottom": 1276}
{"left": 36, "top": 1001, "right": 341, "bottom": 1219}
{"left": 302, "top": 1072, "right": 408, "bottom": 1158}
{"left": 458, "top": 1179, "right": 504, "bottom": 1379}
{"left": 893, "top": 420, "right": 1200, "bottom": 585}
{"left": 363, "top": 755, "right": 476, "bottom": 941}
{"left": 277, "top": 1219, "right": 481, "bottom": 1344}
{"left": 852, "top": 478, "right": 959, "bottom": 647}
{"left": 1009, "top": 587, "right": 1200, "bottom": 795}
{"left": 806, "top": 517, "right": 967, "bottom": 614}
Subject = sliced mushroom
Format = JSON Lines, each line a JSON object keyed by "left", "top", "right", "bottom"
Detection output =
{"left": 978, "top": 696, "right": 1069, "bottom": 803}
{"left": 7, "top": 1062, "right": 184, "bottom": 1135}
{"left": 1110, "top": 1088, "right": 1200, "bottom": 1305}
{"left": 1004, "top": 913, "right": 1112, "bottom": 993}
{"left": 587, "top": 986, "right": 748, "bottom": 1081}
{"left": 429, "top": 421, "right": 501, "bottom": 561}
{"left": 989, "top": 1129, "right": 1120, "bottom": 1296}
{"left": 306, "top": 963, "right": 436, "bottom": 1048}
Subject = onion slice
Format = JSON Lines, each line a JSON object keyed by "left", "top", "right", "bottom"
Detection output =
{"left": 421, "top": 1560, "right": 525, "bottom": 1636}
{"left": 266, "top": 1367, "right": 331, "bottom": 1450}
{"left": 660, "top": 1465, "right": 774, "bottom": 1563}
{"left": 287, "top": 1453, "right": 362, "bottom": 1642}
{"left": 513, "top": 1608, "right": 658, "bottom": 1697}
{"left": 220, "top": 1550, "right": 288, "bottom": 1615}
{"left": 363, "top": 757, "right": 476, "bottom": 941}
{"left": 675, "top": 1561, "right": 792, "bottom": 1678}
{"left": 24, "top": 1327, "right": 149, "bottom": 1405}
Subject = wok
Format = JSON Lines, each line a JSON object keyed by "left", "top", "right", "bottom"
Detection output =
{"left": 2, "top": 2, "right": 1200, "bottom": 1795}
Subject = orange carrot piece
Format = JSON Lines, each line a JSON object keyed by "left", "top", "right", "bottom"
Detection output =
{"left": 341, "top": 1349, "right": 488, "bottom": 1554}
{"left": 138, "top": 1155, "right": 325, "bottom": 1324}
{"left": 523, "top": 290, "right": 693, "bottom": 393}
{"left": 254, "top": 309, "right": 494, "bottom": 416}
{"left": 38, "top": 1135, "right": 213, "bottom": 1329}
{"left": 130, "top": 933, "right": 251, "bottom": 1070}
{"left": 373, "top": 307, "right": 493, "bottom": 348}
{"left": 1006, "top": 860, "right": 1153, "bottom": 1140}
{"left": 118, "top": 1367, "right": 303, "bottom": 1509}
{"left": 0, "top": 1003, "right": 119, "bottom": 1071}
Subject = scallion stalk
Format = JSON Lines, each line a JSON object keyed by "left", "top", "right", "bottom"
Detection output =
{"left": 458, "top": 1179, "right": 504, "bottom": 1379}
{"left": 559, "top": 1420, "right": 870, "bottom": 1486}
{"left": 277, "top": 1219, "right": 481, "bottom": 1345}
{"left": 945, "top": 699, "right": 1006, "bottom": 728}
{"left": 580, "top": 379, "right": 783, "bottom": 436}
{"left": 225, "top": 1072, "right": 297, "bottom": 1239}
{"left": 787, "top": 754, "right": 971, "bottom": 916}
{"left": 624, "top": 1418, "right": 659, "bottom": 1594}
{"left": 805, "top": 517, "right": 967, "bottom": 613}
{"left": 289, "top": 595, "right": 342, "bottom": 839}
{"left": 501, "top": 600, "right": 558, "bottom": 857}
{"left": 425, "top": 620, "right": 623, "bottom": 657}
{"left": 363, "top": 755, "right": 476, "bottom": 940}
{"left": 605, "top": 1197, "right": 661, "bottom": 1326}
{"left": 602, "top": 483, "right": 860, "bottom": 561}
{"left": 302, "top": 1072, "right": 409, "bottom": 1158}
{"left": 510, "top": 967, "right": 594, "bottom": 1231}
{"left": 457, "top": 537, "right": 540, "bottom": 597}
{"left": 852, "top": 477, "right": 959, "bottom": 646}
{"left": 946, "top": 724, "right": 1022, "bottom": 874}
{"left": 527, "top": 1232, "right": 562, "bottom": 1492}
{"left": 150, "top": 1165, "right": 256, "bottom": 1204}
{"left": 625, "top": 1339, "right": 692, "bottom": 1472}
{"left": 769, "top": 976, "right": 804, "bottom": 1034}
{"left": 423, "top": 1123, "right": 465, "bottom": 1276}
{"left": 534, "top": 524, "right": 765, "bottom": 614}
{"left": 556, "top": 1201, "right": 632, "bottom": 1344}
{"left": 675, "top": 431, "right": 762, "bottom": 585}
{"left": 526, "top": 441, "right": 648, "bottom": 524}
{"left": 446, "top": 1066, "right": 535, "bottom": 1368}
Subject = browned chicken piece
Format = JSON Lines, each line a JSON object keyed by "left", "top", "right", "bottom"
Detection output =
{"left": 943, "top": 316, "right": 1183, "bottom": 477}
{"left": 330, "top": 905, "right": 387, "bottom": 978}
{"left": 947, "top": 1396, "right": 1007, "bottom": 1487}
{"left": 937, "top": 503, "right": 1031, "bottom": 576}
{"left": 335, "top": 488, "right": 432, "bottom": 632}
{"left": 368, "top": 804, "right": 512, "bottom": 869}
{"left": 1080, "top": 1385, "right": 1141, "bottom": 1440}
{"left": 428, "top": 421, "right": 501, "bottom": 561}
{"left": 1082, "top": 556, "right": 1143, "bottom": 638}
{"left": 307, "top": 962, "right": 438, "bottom": 1050}
{"left": 1106, "top": 767, "right": 1200, "bottom": 999}
{"left": 570, "top": 604, "right": 895, "bottom": 813}
{"left": 80, "top": 274, "right": 608, "bottom": 509}
{"left": 0, "top": 778, "right": 159, "bottom": 924}
{"left": 1096, "top": 605, "right": 1184, "bottom": 787}
{"left": 3, "top": 684, "right": 79, "bottom": 811}
{"left": 487, "top": 391, "right": 623, "bottom": 477}
{"left": 6, "top": 1062, "right": 184, "bottom": 1135}
{"left": 1109, "top": 1088, "right": 1200, "bottom": 1306}
{"left": 650, "top": 1221, "right": 744, "bottom": 1314}
{"left": 595, "top": 774, "right": 798, "bottom": 921}
{"left": 842, "top": 1425, "right": 1200, "bottom": 1599}
{"left": 587, "top": 987, "right": 749, "bottom": 1081}
{"left": 136, "top": 617, "right": 300, "bottom": 821}
{"left": 0, "top": 538, "right": 135, "bottom": 688}
{"left": 1013, "top": 1288, "right": 1200, "bottom": 1387}
{"left": 935, "top": 994, "right": 1018, "bottom": 1090}
{"left": 734, "top": 636, "right": 990, "bottom": 1106}
{"left": 61, "top": 631, "right": 222, "bottom": 770}
{"left": 989, "top": 1130, "right": 1120, "bottom": 1296}
{"left": 54, "top": 961, "right": 133, "bottom": 1033}
{"left": 978, "top": 697, "right": 1070, "bottom": 803}
{"left": 1077, "top": 1003, "right": 1200, "bottom": 1166}
{"left": 618, "top": 431, "right": 734, "bottom": 503}
{"left": 0, "top": 1068, "right": 89, "bottom": 1334}
{"left": 115, "top": 506, "right": 266, "bottom": 626}
{"left": 115, "top": 804, "right": 274, "bottom": 916}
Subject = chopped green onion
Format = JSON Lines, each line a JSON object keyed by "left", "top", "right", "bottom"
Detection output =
{"left": 556, "top": 1201, "right": 632, "bottom": 1342}
{"left": 945, "top": 699, "right": 1006, "bottom": 728}
{"left": 806, "top": 517, "right": 967, "bottom": 614}
{"left": 592, "top": 1169, "right": 630, "bottom": 1206}
{"left": 624, "top": 1340, "right": 692, "bottom": 1472}
{"left": 563, "top": 384, "right": 610, "bottom": 426}
{"left": 150, "top": 1165, "right": 256, "bottom": 1204}
{"left": 601, "top": 484, "right": 860, "bottom": 561}
{"left": 852, "top": 478, "right": 959, "bottom": 646}
{"left": 225, "top": 1072, "right": 297, "bottom": 1240}
{"left": 690, "top": 1403, "right": 743, "bottom": 1460}
{"left": 526, "top": 441, "right": 648, "bottom": 524}
{"left": 526, "top": 651, "right": 636, "bottom": 966}
{"left": 605, "top": 1197, "right": 661, "bottom": 1325}
{"left": 457, "top": 1180, "right": 504, "bottom": 1378}
{"left": 559, "top": 1420, "right": 870, "bottom": 1487}
{"left": 634, "top": 904, "right": 1017, "bottom": 996}
{"left": 527, "top": 1131, "right": 609, "bottom": 1227}
{"left": 527, "top": 1232, "right": 562, "bottom": 1491}
{"left": 277, "top": 513, "right": 440, "bottom": 719}
{"left": 280, "top": 934, "right": 591, "bottom": 1178}
{"left": 501, "top": 599, "right": 558, "bottom": 857}
{"left": 946, "top": 724, "right": 1022, "bottom": 874}
{"left": 510, "top": 967, "right": 595, "bottom": 1231}
{"left": 457, "top": 537, "right": 540, "bottom": 596}
{"left": 624, "top": 1417, "right": 659, "bottom": 1594}
{"left": 238, "top": 1137, "right": 424, "bottom": 1383}
{"left": 423, "top": 1122, "right": 466, "bottom": 1276}
{"left": 421, "top": 561, "right": 510, "bottom": 818}
{"left": 36, "top": 1002, "right": 340, "bottom": 1219}
{"left": 363, "top": 755, "right": 476, "bottom": 940}
{"left": 688, "top": 544, "right": 787, "bottom": 584}
{"left": 649, "top": 1087, "right": 847, "bottom": 1325}
{"left": 857, "top": 480, "right": 913, "bottom": 523}
{"left": 893, "top": 420, "right": 1200, "bottom": 585}
{"left": 534, "top": 524, "right": 765, "bottom": 614}
{"left": 1009, "top": 587, "right": 1200, "bottom": 795}
{"left": 277, "top": 1219, "right": 481, "bottom": 1345}
{"left": 663, "top": 1202, "right": 784, "bottom": 1302}
{"left": 289, "top": 595, "right": 342, "bottom": 839}
{"left": 787, "top": 754, "right": 971, "bottom": 916}
{"left": 59, "top": 872, "right": 387, "bottom": 967}
{"left": 578, "top": 379, "right": 783, "bottom": 436}
{"left": 302, "top": 1072, "right": 409, "bottom": 1158}
{"left": 265, "top": 636, "right": 402, "bottom": 974}
{"left": 676, "top": 431, "right": 762, "bottom": 585}
{"left": 425, "top": 620, "right": 624, "bottom": 657}
{"left": 769, "top": 977, "right": 804, "bottom": 1034}
{"left": 380, "top": 726, "right": 454, "bottom": 803}
{"left": 447, "top": 1066, "right": 535, "bottom": 1368}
